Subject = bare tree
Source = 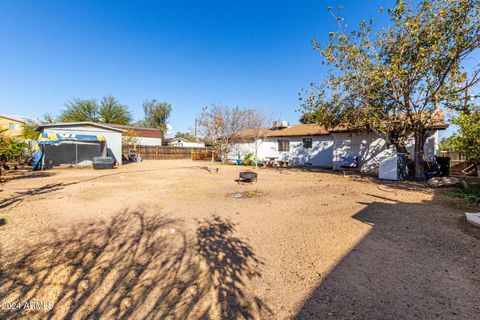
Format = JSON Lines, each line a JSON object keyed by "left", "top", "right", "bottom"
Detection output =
{"left": 243, "top": 109, "right": 272, "bottom": 168}
{"left": 198, "top": 104, "right": 249, "bottom": 163}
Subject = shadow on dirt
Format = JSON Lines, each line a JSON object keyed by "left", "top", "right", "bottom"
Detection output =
{"left": 294, "top": 193, "right": 480, "bottom": 319}
{"left": 0, "top": 183, "right": 66, "bottom": 210}
{"left": 196, "top": 215, "right": 271, "bottom": 319}
{"left": 0, "top": 211, "right": 269, "bottom": 319}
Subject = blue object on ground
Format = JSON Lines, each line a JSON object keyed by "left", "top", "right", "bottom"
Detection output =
{"left": 32, "top": 149, "right": 43, "bottom": 171}
{"left": 236, "top": 159, "right": 243, "bottom": 165}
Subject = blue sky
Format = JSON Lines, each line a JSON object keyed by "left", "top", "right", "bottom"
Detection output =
{"left": 0, "top": 0, "right": 470, "bottom": 138}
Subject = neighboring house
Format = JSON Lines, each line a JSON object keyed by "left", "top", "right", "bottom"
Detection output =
{"left": 105, "top": 123, "right": 162, "bottom": 146}
{"left": 0, "top": 115, "right": 25, "bottom": 138}
{"left": 168, "top": 137, "right": 205, "bottom": 148}
{"left": 231, "top": 119, "right": 448, "bottom": 173}
{"left": 35, "top": 122, "right": 124, "bottom": 166}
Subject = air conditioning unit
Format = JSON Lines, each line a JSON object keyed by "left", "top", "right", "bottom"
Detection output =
{"left": 272, "top": 120, "right": 288, "bottom": 129}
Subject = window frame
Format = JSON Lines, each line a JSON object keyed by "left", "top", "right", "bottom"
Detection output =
{"left": 303, "top": 138, "right": 313, "bottom": 149}
{"left": 9, "top": 123, "right": 19, "bottom": 130}
{"left": 278, "top": 139, "right": 290, "bottom": 152}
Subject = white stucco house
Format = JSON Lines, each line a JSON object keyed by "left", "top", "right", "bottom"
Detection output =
{"left": 35, "top": 122, "right": 125, "bottom": 166}
{"left": 231, "top": 120, "right": 448, "bottom": 173}
{"left": 168, "top": 137, "right": 205, "bottom": 148}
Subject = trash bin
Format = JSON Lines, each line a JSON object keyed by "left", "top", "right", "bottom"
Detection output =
{"left": 435, "top": 156, "right": 450, "bottom": 177}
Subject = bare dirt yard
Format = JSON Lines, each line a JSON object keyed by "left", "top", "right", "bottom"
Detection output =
{"left": 0, "top": 160, "right": 479, "bottom": 319}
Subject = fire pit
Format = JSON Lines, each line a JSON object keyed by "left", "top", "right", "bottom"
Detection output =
{"left": 239, "top": 171, "right": 258, "bottom": 182}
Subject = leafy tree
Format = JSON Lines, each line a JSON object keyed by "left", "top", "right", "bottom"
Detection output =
{"left": 22, "top": 113, "right": 58, "bottom": 140}
{"left": 0, "top": 130, "right": 28, "bottom": 180}
{"left": 59, "top": 98, "right": 99, "bottom": 122}
{"left": 301, "top": 0, "right": 480, "bottom": 177}
{"left": 140, "top": 99, "right": 172, "bottom": 138}
{"left": 99, "top": 95, "right": 132, "bottom": 124}
{"left": 174, "top": 131, "right": 197, "bottom": 142}
{"left": 42, "top": 113, "right": 56, "bottom": 124}
{"left": 59, "top": 96, "right": 132, "bottom": 124}
{"left": 122, "top": 128, "right": 140, "bottom": 147}
{"left": 22, "top": 121, "right": 38, "bottom": 140}
{"left": 448, "top": 107, "right": 480, "bottom": 169}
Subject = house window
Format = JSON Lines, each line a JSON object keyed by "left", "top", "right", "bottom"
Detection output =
{"left": 303, "top": 138, "right": 312, "bottom": 149}
{"left": 9, "top": 123, "right": 19, "bottom": 130}
{"left": 278, "top": 139, "right": 289, "bottom": 152}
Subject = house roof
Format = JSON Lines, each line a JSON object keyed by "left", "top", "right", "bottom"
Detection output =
{"left": 0, "top": 115, "right": 26, "bottom": 124}
{"left": 103, "top": 123, "right": 162, "bottom": 138}
{"left": 35, "top": 122, "right": 126, "bottom": 133}
{"left": 237, "top": 114, "right": 448, "bottom": 139}
{"left": 168, "top": 137, "right": 191, "bottom": 143}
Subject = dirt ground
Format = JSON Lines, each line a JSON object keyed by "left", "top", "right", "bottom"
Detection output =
{"left": 0, "top": 160, "right": 479, "bottom": 319}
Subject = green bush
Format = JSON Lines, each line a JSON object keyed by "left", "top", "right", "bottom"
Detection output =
{"left": 447, "top": 184, "right": 480, "bottom": 204}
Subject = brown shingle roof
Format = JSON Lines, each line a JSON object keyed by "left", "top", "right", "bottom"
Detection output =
{"left": 237, "top": 113, "right": 448, "bottom": 139}
{"left": 103, "top": 123, "right": 162, "bottom": 138}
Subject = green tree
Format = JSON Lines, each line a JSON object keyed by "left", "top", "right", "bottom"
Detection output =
{"left": 42, "top": 113, "right": 56, "bottom": 124}
{"left": 140, "top": 99, "right": 172, "bottom": 138}
{"left": 99, "top": 95, "right": 132, "bottom": 124}
{"left": 59, "top": 98, "right": 99, "bottom": 122}
{"left": 301, "top": 0, "right": 480, "bottom": 177}
{"left": 59, "top": 96, "right": 132, "bottom": 124}
{"left": 449, "top": 107, "right": 480, "bottom": 168}
{"left": 174, "top": 131, "right": 196, "bottom": 142}
{"left": 0, "top": 130, "right": 28, "bottom": 180}
{"left": 22, "top": 121, "right": 38, "bottom": 140}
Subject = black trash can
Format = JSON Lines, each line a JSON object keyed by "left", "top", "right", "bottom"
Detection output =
{"left": 436, "top": 156, "right": 450, "bottom": 177}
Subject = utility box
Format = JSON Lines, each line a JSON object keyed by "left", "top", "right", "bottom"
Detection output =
{"left": 379, "top": 153, "right": 408, "bottom": 180}
{"left": 92, "top": 156, "right": 114, "bottom": 170}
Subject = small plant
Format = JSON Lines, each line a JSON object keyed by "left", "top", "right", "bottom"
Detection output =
{"left": 243, "top": 152, "right": 255, "bottom": 166}
{"left": 447, "top": 184, "right": 480, "bottom": 204}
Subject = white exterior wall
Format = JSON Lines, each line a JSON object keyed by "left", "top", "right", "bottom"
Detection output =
{"left": 230, "top": 135, "right": 334, "bottom": 167}
{"left": 44, "top": 126, "right": 123, "bottom": 165}
{"left": 231, "top": 130, "right": 439, "bottom": 173}
{"left": 137, "top": 137, "right": 162, "bottom": 146}
{"left": 332, "top": 131, "right": 438, "bottom": 173}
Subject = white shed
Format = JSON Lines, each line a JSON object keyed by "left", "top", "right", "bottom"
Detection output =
{"left": 35, "top": 122, "right": 125, "bottom": 166}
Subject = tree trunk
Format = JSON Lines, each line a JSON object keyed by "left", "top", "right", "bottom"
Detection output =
{"left": 393, "top": 139, "right": 415, "bottom": 178}
{"left": 413, "top": 127, "right": 427, "bottom": 179}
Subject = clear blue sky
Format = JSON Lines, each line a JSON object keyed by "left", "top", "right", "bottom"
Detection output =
{"left": 0, "top": 0, "right": 467, "bottom": 138}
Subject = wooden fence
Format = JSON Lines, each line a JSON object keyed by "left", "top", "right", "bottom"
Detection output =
{"left": 122, "top": 145, "right": 215, "bottom": 161}
{"left": 439, "top": 150, "right": 476, "bottom": 175}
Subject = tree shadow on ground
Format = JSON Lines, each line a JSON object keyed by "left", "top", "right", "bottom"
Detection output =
{"left": 0, "top": 165, "right": 209, "bottom": 211}
{"left": 0, "top": 183, "right": 66, "bottom": 210}
{"left": 1, "top": 171, "right": 56, "bottom": 183}
{"left": 0, "top": 211, "right": 268, "bottom": 319}
{"left": 272, "top": 166, "right": 431, "bottom": 193}
{"left": 196, "top": 215, "right": 271, "bottom": 319}
{"left": 294, "top": 192, "right": 480, "bottom": 319}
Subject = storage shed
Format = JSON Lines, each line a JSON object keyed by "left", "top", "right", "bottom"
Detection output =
{"left": 34, "top": 122, "right": 124, "bottom": 167}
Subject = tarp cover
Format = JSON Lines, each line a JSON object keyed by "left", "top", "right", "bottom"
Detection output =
{"left": 37, "top": 132, "right": 106, "bottom": 145}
